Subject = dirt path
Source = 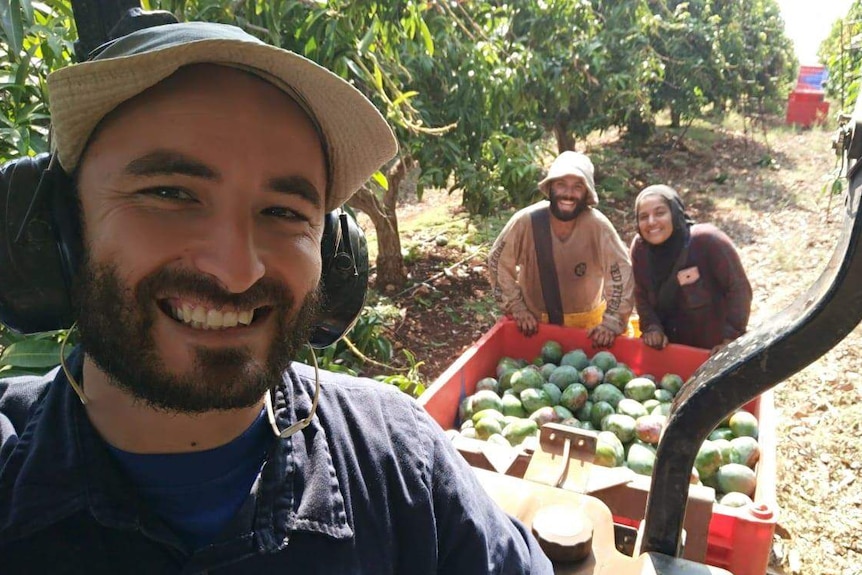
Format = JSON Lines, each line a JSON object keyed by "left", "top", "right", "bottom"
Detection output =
{"left": 724, "top": 129, "right": 862, "bottom": 575}
{"left": 651, "top": 124, "right": 862, "bottom": 575}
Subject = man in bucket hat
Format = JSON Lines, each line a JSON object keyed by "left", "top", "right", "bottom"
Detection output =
{"left": 489, "top": 151, "right": 634, "bottom": 346}
{"left": 0, "top": 21, "right": 552, "bottom": 573}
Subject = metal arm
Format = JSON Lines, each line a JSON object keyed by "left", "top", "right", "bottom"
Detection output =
{"left": 641, "top": 103, "right": 862, "bottom": 556}
{"left": 70, "top": 0, "right": 140, "bottom": 60}
{"left": 70, "top": 0, "right": 176, "bottom": 61}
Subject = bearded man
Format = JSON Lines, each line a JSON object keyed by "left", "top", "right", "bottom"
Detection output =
{"left": 488, "top": 151, "right": 634, "bottom": 347}
{"left": 0, "top": 21, "right": 552, "bottom": 574}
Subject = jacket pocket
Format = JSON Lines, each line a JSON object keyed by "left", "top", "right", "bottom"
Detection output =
{"left": 680, "top": 280, "right": 712, "bottom": 310}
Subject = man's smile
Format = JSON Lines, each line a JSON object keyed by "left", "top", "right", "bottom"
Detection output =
{"left": 160, "top": 298, "right": 273, "bottom": 330}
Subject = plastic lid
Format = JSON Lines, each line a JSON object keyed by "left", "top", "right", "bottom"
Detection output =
{"left": 531, "top": 504, "right": 594, "bottom": 563}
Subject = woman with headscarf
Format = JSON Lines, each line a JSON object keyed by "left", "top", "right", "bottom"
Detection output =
{"left": 630, "top": 185, "right": 752, "bottom": 354}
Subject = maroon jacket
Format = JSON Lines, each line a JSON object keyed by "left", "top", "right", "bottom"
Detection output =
{"left": 630, "top": 224, "right": 752, "bottom": 349}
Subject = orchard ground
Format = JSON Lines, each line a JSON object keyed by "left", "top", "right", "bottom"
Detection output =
{"left": 358, "top": 115, "right": 861, "bottom": 574}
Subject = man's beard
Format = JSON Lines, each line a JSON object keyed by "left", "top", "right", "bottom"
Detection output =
{"left": 72, "top": 257, "right": 321, "bottom": 414}
{"left": 549, "top": 190, "right": 587, "bottom": 222}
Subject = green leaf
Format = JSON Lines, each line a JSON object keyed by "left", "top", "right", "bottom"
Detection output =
{"left": 390, "top": 90, "right": 418, "bottom": 108}
{"left": 12, "top": 50, "right": 32, "bottom": 104}
{"left": 18, "top": 0, "right": 30, "bottom": 25}
{"left": 345, "top": 57, "right": 364, "bottom": 80}
{"left": 375, "top": 338, "right": 393, "bottom": 362}
{"left": 418, "top": 17, "right": 433, "bottom": 56}
{"left": 372, "top": 62, "right": 383, "bottom": 90}
{"left": 0, "top": 338, "right": 67, "bottom": 368}
{"left": 0, "top": 0, "right": 25, "bottom": 55}
{"left": 358, "top": 24, "right": 375, "bottom": 54}
{"left": 0, "top": 365, "right": 43, "bottom": 378}
{"left": 304, "top": 35, "right": 317, "bottom": 55}
{"left": 371, "top": 170, "right": 389, "bottom": 190}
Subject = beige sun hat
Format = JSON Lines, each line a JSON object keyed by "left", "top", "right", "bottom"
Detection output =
{"left": 46, "top": 21, "right": 398, "bottom": 212}
{"left": 537, "top": 151, "right": 599, "bottom": 206}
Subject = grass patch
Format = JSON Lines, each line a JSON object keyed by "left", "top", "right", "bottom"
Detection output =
{"left": 769, "top": 235, "right": 807, "bottom": 273}
{"left": 712, "top": 196, "right": 754, "bottom": 215}
{"left": 668, "top": 122, "right": 724, "bottom": 148}
{"left": 465, "top": 209, "right": 513, "bottom": 246}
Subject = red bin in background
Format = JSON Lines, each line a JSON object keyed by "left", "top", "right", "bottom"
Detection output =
{"left": 786, "top": 65, "right": 830, "bottom": 128}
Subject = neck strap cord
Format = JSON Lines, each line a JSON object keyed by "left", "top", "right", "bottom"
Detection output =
{"left": 266, "top": 346, "right": 320, "bottom": 439}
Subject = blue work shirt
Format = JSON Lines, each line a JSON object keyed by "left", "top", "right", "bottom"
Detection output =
{"left": 0, "top": 348, "right": 553, "bottom": 574}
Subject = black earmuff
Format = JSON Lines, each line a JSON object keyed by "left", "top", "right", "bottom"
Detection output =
{"left": 311, "top": 209, "right": 369, "bottom": 348}
{"left": 0, "top": 153, "right": 76, "bottom": 333}
{"left": 0, "top": 154, "right": 369, "bottom": 346}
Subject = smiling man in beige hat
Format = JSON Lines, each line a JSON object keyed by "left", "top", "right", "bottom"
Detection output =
{"left": 489, "top": 151, "right": 634, "bottom": 347}
{"left": 0, "top": 21, "right": 552, "bottom": 574}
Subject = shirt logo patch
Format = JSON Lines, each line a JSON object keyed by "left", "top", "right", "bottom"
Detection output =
{"left": 574, "top": 263, "right": 587, "bottom": 277}
{"left": 677, "top": 266, "right": 700, "bottom": 286}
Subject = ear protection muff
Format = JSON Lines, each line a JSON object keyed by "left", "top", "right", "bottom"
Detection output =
{"left": 311, "top": 209, "right": 369, "bottom": 348}
{"left": 0, "top": 153, "right": 77, "bottom": 333}
{"left": 0, "top": 154, "right": 370, "bottom": 346}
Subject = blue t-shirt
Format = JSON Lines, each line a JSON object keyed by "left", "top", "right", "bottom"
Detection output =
{"left": 106, "top": 409, "right": 271, "bottom": 548}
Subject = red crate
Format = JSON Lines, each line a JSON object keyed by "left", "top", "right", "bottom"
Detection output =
{"left": 419, "top": 318, "right": 777, "bottom": 575}
{"left": 786, "top": 90, "right": 830, "bottom": 128}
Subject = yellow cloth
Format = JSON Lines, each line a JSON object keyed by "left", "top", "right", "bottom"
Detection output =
{"left": 541, "top": 301, "right": 606, "bottom": 329}
{"left": 629, "top": 315, "right": 641, "bottom": 337}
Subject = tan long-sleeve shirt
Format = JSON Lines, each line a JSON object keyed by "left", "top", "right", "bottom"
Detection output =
{"left": 488, "top": 201, "right": 634, "bottom": 334}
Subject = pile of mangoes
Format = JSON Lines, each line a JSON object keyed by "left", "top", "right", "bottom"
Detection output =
{"left": 455, "top": 339, "right": 761, "bottom": 508}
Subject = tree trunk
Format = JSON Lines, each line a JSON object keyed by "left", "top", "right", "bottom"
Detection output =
{"left": 625, "top": 113, "right": 654, "bottom": 146}
{"left": 347, "top": 156, "right": 415, "bottom": 291}
{"left": 553, "top": 117, "right": 575, "bottom": 153}
{"left": 670, "top": 107, "right": 681, "bottom": 128}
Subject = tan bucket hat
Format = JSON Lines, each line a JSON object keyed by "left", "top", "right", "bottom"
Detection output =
{"left": 46, "top": 21, "right": 398, "bottom": 212}
{"left": 537, "top": 151, "right": 599, "bottom": 206}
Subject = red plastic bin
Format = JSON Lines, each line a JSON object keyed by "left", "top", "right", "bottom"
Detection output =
{"left": 419, "top": 318, "right": 777, "bottom": 575}
{"left": 786, "top": 90, "right": 830, "bottom": 128}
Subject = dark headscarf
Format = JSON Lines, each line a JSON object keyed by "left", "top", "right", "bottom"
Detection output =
{"left": 635, "top": 185, "right": 695, "bottom": 311}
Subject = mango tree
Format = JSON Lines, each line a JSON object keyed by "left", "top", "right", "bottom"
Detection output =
{"left": 645, "top": 0, "right": 724, "bottom": 129}
{"left": 712, "top": 0, "right": 796, "bottom": 127}
{"left": 501, "top": 0, "right": 659, "bottom": 153}
{"left": 819, "top": 0, "right": 862, "bottom": 112}
{"left": 394, "top": 1, "right": 548, "bottom": 217}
